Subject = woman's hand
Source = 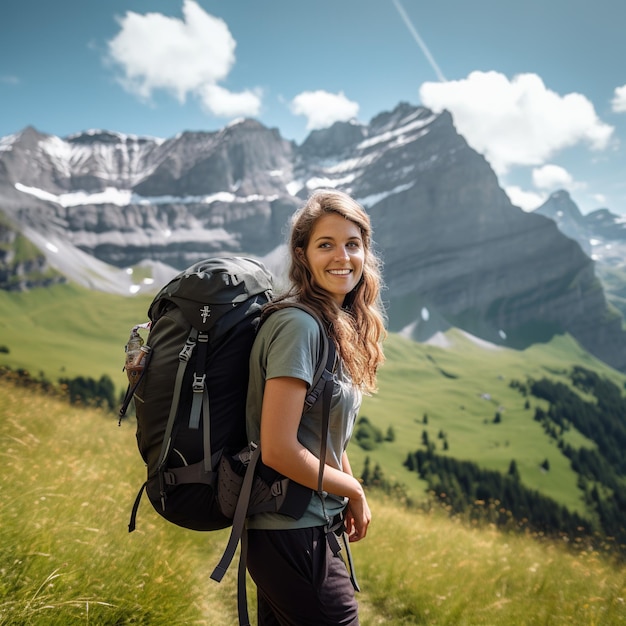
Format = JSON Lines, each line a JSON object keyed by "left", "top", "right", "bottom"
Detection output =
{"left": 344, "top": 488, "right": 371, "bottom": 542}
{"left": 341, "top": 451, "right": 371, "bottom": 542}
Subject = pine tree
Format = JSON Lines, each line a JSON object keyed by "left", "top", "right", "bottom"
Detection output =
{"left": 361, "top": 456, "right": 371, "bottom": 485}
{"left": 508, "top": 459, "right": 520, "bottom": 481}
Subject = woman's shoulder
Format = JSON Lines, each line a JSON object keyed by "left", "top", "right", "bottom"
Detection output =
{"left": 261, "top": 304, "right": 322, "bottom": 337}
{"left": 254, "top": 304, "right": 325, "bottom": 377}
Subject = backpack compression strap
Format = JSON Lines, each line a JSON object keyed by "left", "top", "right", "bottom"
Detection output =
{"left": 188, "top": 330, "right": 213, "bottom": 474}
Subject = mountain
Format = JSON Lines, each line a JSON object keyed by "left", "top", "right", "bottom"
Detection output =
{"left": 535, "top": 189, "right": 626, "bottom": 266}
{"left": 2, "top": 103, "right": 626, "bottom": 372}
{"left": 534, "top": 190, "right": 626, "bottom": 321}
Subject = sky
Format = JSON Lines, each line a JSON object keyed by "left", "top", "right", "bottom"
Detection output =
{"left": 2, "top": 0, "right": 626, "bottom": 215}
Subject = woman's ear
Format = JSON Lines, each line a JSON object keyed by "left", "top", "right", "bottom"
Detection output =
{"left": 295, "top": 247, "right": 305, "bottom": 261}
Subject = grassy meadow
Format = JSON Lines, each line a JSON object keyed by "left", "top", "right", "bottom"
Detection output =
{"left": 1, "top": 380, "right": 625, "bottom": 625}
{"left": 0, "top": 284, "right": 153, "bottom": 383}
{"left": 1, "top": 283, "right": 626, "bottom": 623}
{"left": 353, "top": 330, "right": 625, "bottom": 513}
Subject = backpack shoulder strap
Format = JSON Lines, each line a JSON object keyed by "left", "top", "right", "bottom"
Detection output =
{"left": 272, "top": 303, "right": 336, "bottom": 502}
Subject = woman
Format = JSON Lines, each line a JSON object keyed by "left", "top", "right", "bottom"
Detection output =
{"left": 245, "top": 189, "right": 386, "bottom": 625}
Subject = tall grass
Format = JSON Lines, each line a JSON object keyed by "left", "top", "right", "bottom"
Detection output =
{"left": 0, "top": 381, "right": 239, "bottom": 625}
{"left": 1, "top": 380, "right": 624, "bottom": 625}
{"left": 354, "top": 499, "right": 625, "bottom": 625}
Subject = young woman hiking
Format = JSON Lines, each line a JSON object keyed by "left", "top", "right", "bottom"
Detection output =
{"left": 245, "top": 189, "right": 386, "bottom": 625}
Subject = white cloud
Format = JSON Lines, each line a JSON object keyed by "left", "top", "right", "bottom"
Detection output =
{"left": 532, "top": 164, "right": 573, "bottom": 190}
{"left": 290, "top": 90, "right": 359, "bottom": 130}
{"left": 419, "top": 71, "right": 614, "bottom": 174}
{"left": 504, "top": 185, "right": 546, "bottom": 212}
{"left": 198, "top": 84, "right": 262, "bottom": 117}
{"left": 611, "top": 84, "right": 626, "bottom": 113}
{"left": 106, "top": 0, "right": 260, "bottom": 117}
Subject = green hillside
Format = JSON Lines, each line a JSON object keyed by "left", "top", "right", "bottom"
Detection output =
{"left": 1, "top": 283, "right": 625, "bottom": 550}
{"left": 0, "top": 283, "right": 153, "bottom": 382}
{"left": 1, "top": 380, "right": 624, "bottom": 625}
{"left": 354, "top": 330, "right": 624, "bottom": 508}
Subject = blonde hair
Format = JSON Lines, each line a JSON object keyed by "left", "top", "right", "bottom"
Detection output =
{"left": 270, "top": 189, "right": 386, "bottom": 392}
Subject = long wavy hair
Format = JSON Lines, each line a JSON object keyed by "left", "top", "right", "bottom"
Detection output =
{"left": 269, "top": 189, "right": 386, "bottom": 392}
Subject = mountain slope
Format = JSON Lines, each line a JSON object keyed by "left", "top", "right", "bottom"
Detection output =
{"left": 2, "top": 103, "right": 626, "bottom": 371}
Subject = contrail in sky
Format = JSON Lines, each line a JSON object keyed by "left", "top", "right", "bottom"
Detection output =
{"left": 391, "top": 0, "right": 447, "bottom": 82}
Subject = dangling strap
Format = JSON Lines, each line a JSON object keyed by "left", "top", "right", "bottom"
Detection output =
{"left": 237, "top": 529, "right": 251, "bottom": 626}
{"left": 325, "top": 514, "right": 360, "bottom": 592}
{"left": 128, "top": 481, "right": 147, "bottom": 533}
{"left": 342, "top": 530, "right": 361, "bottom": 592}
{"left": 211, "top": 444, "right": 262, "bottom": 583}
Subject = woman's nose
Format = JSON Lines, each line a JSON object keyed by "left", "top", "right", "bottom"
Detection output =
{"left": 335, "top": 246, "right": 350, "bottom": 260}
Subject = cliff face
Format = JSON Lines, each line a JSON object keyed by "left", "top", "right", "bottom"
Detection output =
{"left": 2, "top": 103, "right": 626, "bottom": 371}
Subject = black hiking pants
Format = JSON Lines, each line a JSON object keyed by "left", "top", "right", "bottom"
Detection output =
{"left": 246, "top": 526, "right": 359, "bottom": 626}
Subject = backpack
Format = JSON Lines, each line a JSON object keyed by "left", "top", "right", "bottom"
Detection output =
{"left": 119, "top": 256, "right": 337, "bottom": 625}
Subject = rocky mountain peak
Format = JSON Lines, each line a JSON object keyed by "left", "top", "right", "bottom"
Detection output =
{"left": 534, "top": 190, "right": 590, "bottom": 254}
{"left": 538, "top": 190, "right": 584, "bottom": 223}
{"left": 298, "top": 120, "right": 366, "bottom": 160}
{"left": 3, "top": 104, "right": 626, "bottom": 372}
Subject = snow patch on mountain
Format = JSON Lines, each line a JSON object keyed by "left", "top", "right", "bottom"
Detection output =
{"left": 0, "top": 133, "right": 18, "bottom": 152}
{"left": 15, "top": 183, "right": 279, "bottom": 208}
{"left": 358, "top": 113, "right": 436, "bottom": 151}
{"left": 358, "top": 182, "right": 414, "bottom": 208}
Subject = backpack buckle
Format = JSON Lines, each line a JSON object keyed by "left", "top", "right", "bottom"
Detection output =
{"left": 179, "top": 338, "right": 196, "bottom": 362}
{"left": 192, "top": 373, "right": 206, "bottom": 392}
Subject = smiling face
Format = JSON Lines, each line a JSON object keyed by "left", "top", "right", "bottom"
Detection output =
{"left": 303, "top": 212, "right": 365, "bottom": 306}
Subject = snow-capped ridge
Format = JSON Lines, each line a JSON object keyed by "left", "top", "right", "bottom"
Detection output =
{"left": 3, "top": 101, "right": 626, "bottom": 373}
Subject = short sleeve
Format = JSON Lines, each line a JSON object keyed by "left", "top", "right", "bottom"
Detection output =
{"left": 257, "top": 308, "right": 322, "bottom": 387}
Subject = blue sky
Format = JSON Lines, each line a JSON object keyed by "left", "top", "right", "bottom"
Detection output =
{"left": 2, "top": 0, "right": 626, "bottom": 215}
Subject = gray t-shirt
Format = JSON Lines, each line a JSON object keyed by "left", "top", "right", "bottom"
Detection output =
{"left": 246, "top": 307, "right": 362, "bottom": 529}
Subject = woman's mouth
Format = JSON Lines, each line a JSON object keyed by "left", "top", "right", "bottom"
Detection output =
{"left": 328, "top": 269, "right": 352, "bottom": 276}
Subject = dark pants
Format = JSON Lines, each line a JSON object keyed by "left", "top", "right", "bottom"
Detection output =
{"left": 246, "top": 526, "right": 359, "bottom": 626}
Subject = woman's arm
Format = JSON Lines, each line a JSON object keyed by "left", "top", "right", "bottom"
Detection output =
{"left": 260, "top": 377, "right": 371, "bottom": 539}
